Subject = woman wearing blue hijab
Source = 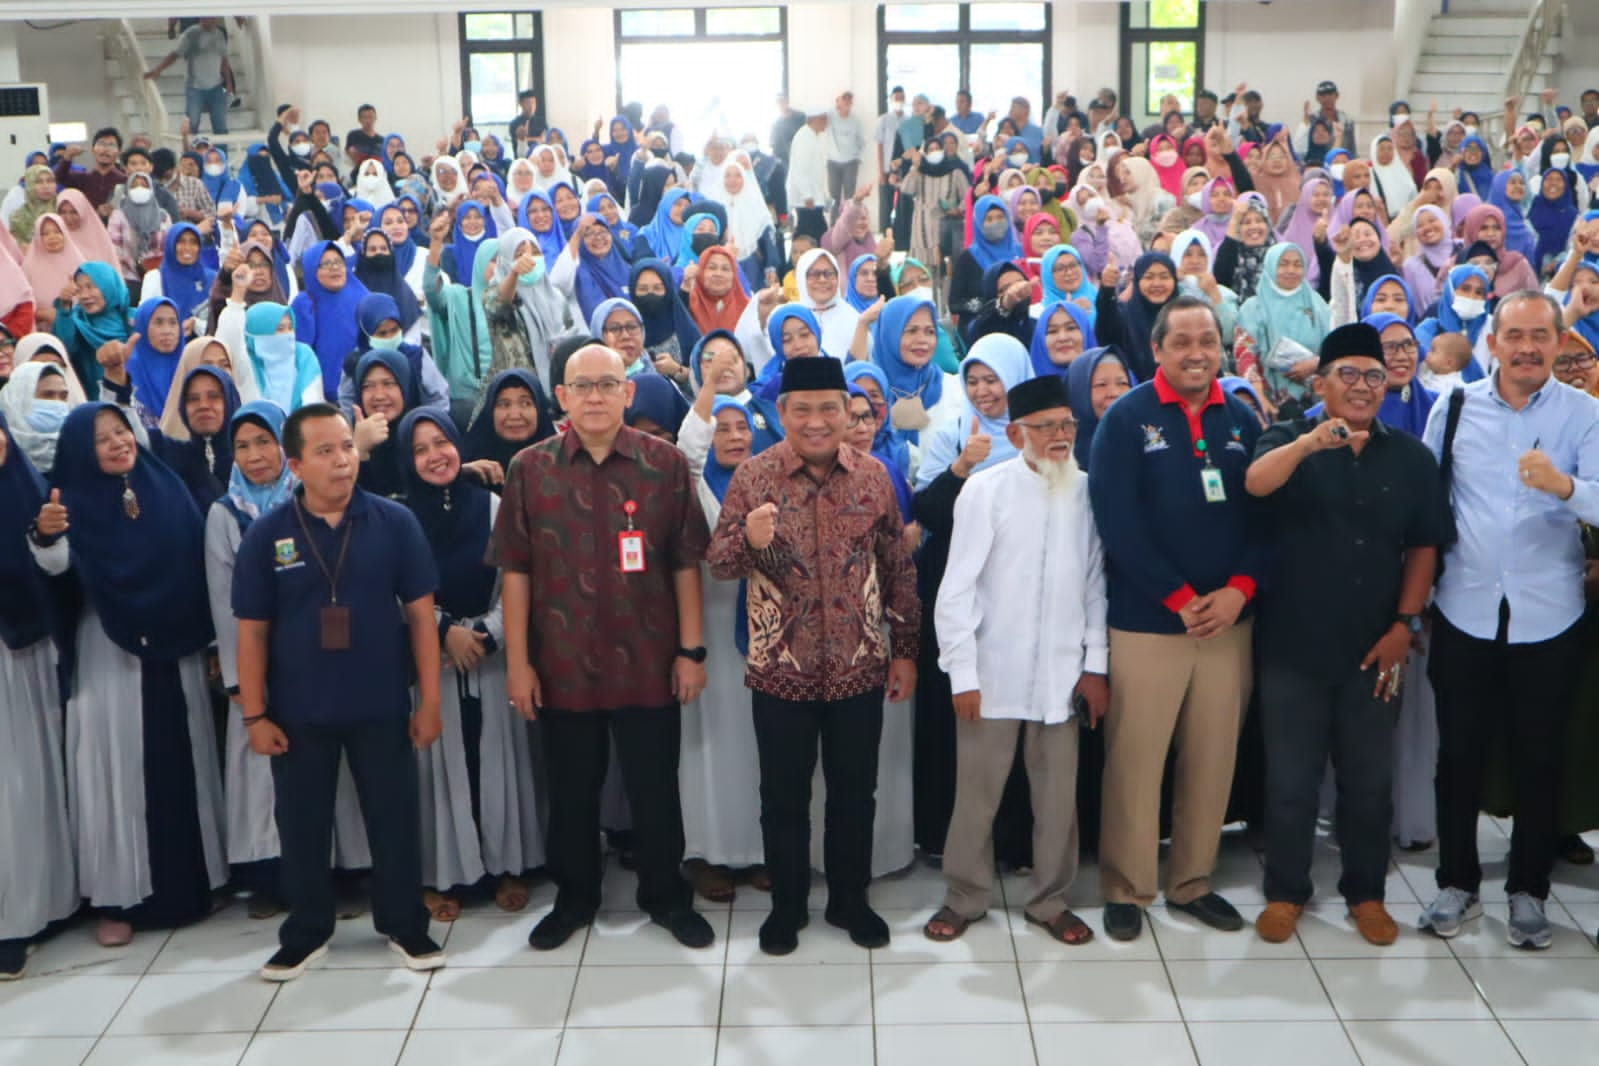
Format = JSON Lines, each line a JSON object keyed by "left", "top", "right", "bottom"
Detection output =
{"left": 915, "top": 333, "right": 1034, "bottom": 490}
{"left": 604, "top": 116, "right": 639, "bottom": 190}
{"left": 624, "top": 371, "right": 692, "bottom": 441}
{"left": 629, "top": 258, "right": 701, "bottom": 369}
{"left": 674, "top": 209, "right": 725, "bottom": 273}
{"left": 1414, "top": 263, "right": 1492, "bottom": 384}
{"left": 443, "top": 200, "right": 497, "bottom": 286}
{"left": 1039, "top": 244, "right": 1098, "bottom": 316}
{"left": 871, "top": 292, "right": 946, "bottom": 443}
{"left": 516, "top": 188, "right": 567, "bottom": 262}
{"left": 1487, "top": 170, "right": 1538, "bottom": 262}
{"left": 37, "top": 402, "right": 224, "bottom": 944}
{"left": 125, "top": 297, "right": 186, "bottom": 423}
{"left": 749, "top": 303, "right": 823, "bottom": 401}
{"left": 570, "top": 214, "right": 634, "bottom": 325}
{"left": 1454, "top": 135, "right": 1496, "bottom": 199}
{"left": 949, "top": 194, "right": 1024, "bottom": 327}
{"left": 636, "top": 186, "right": 693, "bottom": 261}
{"left": 352, "top": 347, "right": 419, "bottom": 499}
{"left": 54, "top": 261, "right": 131, "bottom": 394}
{"left": 1029, "top": 300, "right": 1099, "bottom": 379}
{"left": 155, "top": 223, "right": 216, "bottom": 323}
{"left": 845, "top": 254, "right": 880, "bottom": 312}
{"left": 1359, "top": 273, "right": 1418, "bottom": 324}
{"left": 1065, "top": 345, "right": 1137, "bottom": 468}
{"left": 291, "top": 240, "right": 370, "bottom": 401}
{"left": 198, "top": 145, "right": 242, "bottom": 208}
{"left": 843, "top": 360, "right": 911, "bottom": 477}
{"left": 587, "top": 191, "right": 640, "bottom": 256}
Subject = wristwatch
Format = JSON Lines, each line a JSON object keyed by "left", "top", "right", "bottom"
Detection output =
{"left": 676, "top": 646, "right": 708, "bottom": 663}
{"left": 1397, "top": 613, "right": 1424, "bottom": 636}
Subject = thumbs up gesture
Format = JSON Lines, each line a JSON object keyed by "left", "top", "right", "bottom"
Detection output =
{"left": 352, "top": 404, "right": 389, "bottom": 459}
{"left": 37, "top": 489, "right": 69, "bottom": 538}
{"left": 953, "top": 419, "right": 992, "bottom": 479}
{"left": 98, "top": 333, "right": 137, "bottom": 385}
{"left": 1100, "top": 253, "right": 1121, "bottom": 290}
{"left": 745, "top": 501, "right": 779, "bottom": 551}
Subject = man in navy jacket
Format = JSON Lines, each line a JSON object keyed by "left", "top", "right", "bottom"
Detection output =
{"left": 1088, "top": 295, "right": 1266, "bottom": 942}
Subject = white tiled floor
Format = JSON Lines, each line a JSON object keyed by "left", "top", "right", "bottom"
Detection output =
{"left": 3, "top": 818, "right": 1596, "bottom": 1065}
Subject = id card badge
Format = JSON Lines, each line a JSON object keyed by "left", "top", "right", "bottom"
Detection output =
{"left": 320, "top": 605, "right": 352, "bottom": 651}
{"left": 618, "top": 531, "right": 646, "bottom": 573}
{"left": 1200, "top": 466, "right": 1227, "bottom": 504}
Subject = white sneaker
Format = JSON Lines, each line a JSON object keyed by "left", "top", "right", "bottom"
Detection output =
{"left": 1506, "top": 892, "right": 1552, "bottom": 950}
{"left": 1419, "top": 886, "right": 1481, "bottom": 938}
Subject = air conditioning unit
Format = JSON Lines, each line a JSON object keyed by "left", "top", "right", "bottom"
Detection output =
{"left": 0, "top": 84, "right": 51, "bottom": 182}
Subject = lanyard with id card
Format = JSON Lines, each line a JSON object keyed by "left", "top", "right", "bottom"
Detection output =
{"left": 1196, "top": 439, "right": 1227, "bottom": 504}
{"left": 618, "top": 500, "right": 647, "bottom": 574}
{"left": 293, "top": 498, "right": 355, "bottom": 651}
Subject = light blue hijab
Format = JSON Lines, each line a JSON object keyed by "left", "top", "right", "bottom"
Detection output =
{"left": 224, "top": 400, "right": 296, "bottom": 526}
{"left": 914, "top": 332, "right": 1033, "bottom": 489}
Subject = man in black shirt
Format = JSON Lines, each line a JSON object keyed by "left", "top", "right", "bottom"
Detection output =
{"left": 1244, "top": 322, "right": 1453, "bottom": 948}
{"left": 345, "top": 104, "right": 385, "bottom": 167}
{"left": 509, "top": 90, "right": 547, "bottom": 152}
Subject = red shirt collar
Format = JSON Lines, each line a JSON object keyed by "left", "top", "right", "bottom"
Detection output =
{"left": 1153, "top": 368, "right": 1226, "bottom": 411}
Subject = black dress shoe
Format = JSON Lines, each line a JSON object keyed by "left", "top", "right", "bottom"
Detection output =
{"left": 651, "top": 908, "right": 716, "bottom": 949}
{"left": 1103, "top": 902, "right": 1143, "bottom": 942}
{"left": 527, "top": 909, "right": 592, "bottom": 951}
{"left": 1168, "top": 892, "right": 1244, "bottom": 931}
{"left": 825, "top": 904, "right": 890, "bottom": 949}
{"left": 758, "top": 911, "right": 809, "bottom": 956}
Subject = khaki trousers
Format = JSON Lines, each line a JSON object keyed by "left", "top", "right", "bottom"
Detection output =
{"left": 1099, "top": 622, "right": 1253, "bottom": 907}
{"left": 941, "top": 717, "right": 1080, "bottom": 923}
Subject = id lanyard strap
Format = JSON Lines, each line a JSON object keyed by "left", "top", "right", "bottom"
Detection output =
{"left": 293, "top": 497, "right": 355, "bottom": 604}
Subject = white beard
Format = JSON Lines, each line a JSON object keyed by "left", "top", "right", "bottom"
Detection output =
{"left": 1023, "top": 442, "right": 1080, "bottom": 494}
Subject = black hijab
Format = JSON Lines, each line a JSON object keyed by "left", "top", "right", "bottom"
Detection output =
{"left": 0, "top": 410, "right": 54, "bottom": 649}
{"left": 396, "top": 409, "right": 496, "bottom": 620}
{"left": 462, "top": 368, "right": 555, "bottom": 478}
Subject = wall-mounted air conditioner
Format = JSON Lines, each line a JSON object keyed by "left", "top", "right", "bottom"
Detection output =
{"left": 0, "top": 83, "right": 50, "bottom": 182}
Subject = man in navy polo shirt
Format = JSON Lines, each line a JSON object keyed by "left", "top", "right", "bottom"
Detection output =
{"left": 233, "top": 403, "right": 446, "bottom": 981}
{"left": 1088, "top": 295, "right": 1266, "bottom": 943}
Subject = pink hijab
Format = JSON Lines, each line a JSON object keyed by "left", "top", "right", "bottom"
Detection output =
{"left": 54, "top": 189, "right": 116, "bottom": 265}
{"left": 21, "top": 214, "right": 85, "bottom": 300}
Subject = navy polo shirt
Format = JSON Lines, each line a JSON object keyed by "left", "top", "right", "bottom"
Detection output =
{"left": 232, "top": 486, "right": 438, "bottom": 725}
{"left": 1088, "top": 370, "right": 1267, "bottom": 635}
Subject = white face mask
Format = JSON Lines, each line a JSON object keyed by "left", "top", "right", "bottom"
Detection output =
{"left": 1008, "top": 151, "right": 1028, "bottom": 167}
{"left": 1391, "top": 114, "right": 1409, "bottom": 128}
{"left": 1330, "top": 163, "right": 1346, "bottom": 182}
{"left": 204, "top": 163, "right": 225, "bottom": 178}
{"left": 892, "top": 101, "right": 905, "bottom": 115}
{"left": 740, "top": 141, "right": 758, "bottom": 153}
{"left": 1186, "top": 192, "right": 1204, "bottom": 210}
{"left": 1464, "top": 122, "right": 1479, "bottom": 133}
{"left": 1080, "top": 197, "right": 1104, "bottom": 221}
{"left": 924, "top": 150, "right": 945, "bottom": 165}
{"left": 127, "top": 185, "right": 153, "bottom": 205}
{"left": 291, "top": 142, "right": 312, "bottom": 158}
{"left": 1452, "top": 295, "right": 1487, "bottom": 320}
{"left": 1551, "top": 152, "right": 1571, "bottom": 170}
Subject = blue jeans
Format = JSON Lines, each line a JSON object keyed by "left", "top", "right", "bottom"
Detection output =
{"left": 185, "top": 84, "right": 229, "bottom": 135}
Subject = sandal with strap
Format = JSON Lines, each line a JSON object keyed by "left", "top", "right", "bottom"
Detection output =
{"left": 423, "top": 890, "right": 462, "bottom": 923}
{"left": 1026, "top": 909, "right": 1095, "bottom": 946}
{"left": 686, "top": 860, "right": 737, "bottom": 904}
{"left": 923, "top": 906, "right": 976, "bottom": 942}
{"left": 495, "top": 876, "right": 531, "bottom": 913}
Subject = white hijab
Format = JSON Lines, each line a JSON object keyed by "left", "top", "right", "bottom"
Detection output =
{"left": 529, "top": 145, "right": 573, "bottom": 193}
{"left": 794, "top": 247, "right": 859, "bottom": 357}
{"left": 354, "top": 159, "right": 395, "bottom": 208}
{"left": 720, "top": 162, "right": 773, "bottom": 258}
{"left": 1367, "top": 133, "right": 1418, "bottom": 219}
{"left": 506, "top": 158, "right": 537, "bottom": 208}
{"left": 431, "top": 155, "right": 464, "bottom": 204}
{"left": 0, "top": 358, "right": 82, "bottom": 473}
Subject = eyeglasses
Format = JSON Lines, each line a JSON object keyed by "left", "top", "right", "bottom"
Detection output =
{"left": 1016, "top": 417, "right": 1079, "bottom": 436}
{"left": 1331, "top": 366, "right": 1389, "bottom": 388}
{"left": 565, "top": 378, "right": 625, "bottom": 397}
{"left": 1555, "top": 353, "right": 1597, "bottom": 371}
{"left": 1381, "top": 339, "right": 1418, "bottom": 356}
{"left": 807, "top": 269, "right": 838, "bottom": 281}
{"left": 847, "top": 410, "right": 879, "bottom": 427}
{"left": 602, "top": 322, "right": 642, "bottom": 337}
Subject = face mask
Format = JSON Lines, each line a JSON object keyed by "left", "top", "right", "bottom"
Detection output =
{"left": 1008, "top": 152, "right": 1028, "bottom": 167}
{"left": 1452, "top": 295, "right": 1486, "bottom": 320}
{"left": 1080, "top": 197, "right": 1104, "bottom": 221}
{"left": 740, "top": 141, "right": 758, "bottom": 154}
{"left": 253, "top": 333, "right": 298, "bottom": 362}
{"left": 1079, "top": 154, "right": 1093, "bottom": 166}
{"left": 1330, "top": 163, "right": 1346, "bottom": 182}
{"left": 520, "top": 260, "right": 545, "bottom": 285}
{"left": 633, "top": 292, "right": 668, "bottom": 317}
{"left": 367, "top": 333, "right": 403, "bottom": 351}
{"left": 127, "top": 185, "right": 153, "bottom": 205}
{"left": 1186, "top": 192, "right": 1204, "bottom": 210}
{"left": 924, "top": 150, "right": 945, "bottom": 165}
{"left": 690, "top": 232, "right": 718, "bottom": 255}
{"left": 365, "top": 253, "right": 394, "bottom": 272}
{"left": 1155, "top": 149, "right": 1178, "bottom": 166}
{"left": 26, "top": 399, "right": 68, "bottom": 434}
{"left": 1464, "top": 122, "right": 1479, "bottom": 133}
{"left": 892, "top": 101, "right": 904, "bottom": 115}
{"left": 204, "top": 163, "right": 226, "bottom": 178}
{"left": 464, "top": 140, "right": 483, "bottom": 155}
{"left": 463, "top": 229, "right": 483, "bottom": 243}
{"left": 981, "top": 219, "right": 1010, "bottom": 242}
{"left": 291, "top": 142, "right": 312, "bottom": 158}
{"left": 1552, "top": 153, "right": 1571, "bottom": 170}
{"left": 1391, "top": 114, "right": 1409, "bottom": 127}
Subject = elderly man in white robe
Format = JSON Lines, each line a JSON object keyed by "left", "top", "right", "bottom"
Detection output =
{"left": 924, "top": 374, "right": 1109, "bottom": 947}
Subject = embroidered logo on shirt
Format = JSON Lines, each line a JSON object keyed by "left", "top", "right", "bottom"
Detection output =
{"left": 1226, "top": 424, "right": 1246, "bottom": 453}
{"left": 1142, "top": 424, "right": 1169, "bottom": 453}
{"left": 752, "top": 411, "right": 768, "bottom": 431}
{"left": 273, "top": 538, "right": 300, "bottom": 568}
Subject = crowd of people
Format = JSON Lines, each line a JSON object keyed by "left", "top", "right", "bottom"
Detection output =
{"left": 3, "top": 66, "right": 1599, "bottom": 984}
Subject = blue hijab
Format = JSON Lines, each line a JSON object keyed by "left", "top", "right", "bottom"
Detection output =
{"left": 604, "top": 116, "right": 639, "bottom": 187}
{"left": 1565, "top": 260, "right": 1599, "bottom": 354}
{"left": 154, "top": 364, "right": 241, "bottom": 508}
{"left": 354, "top": 348, "right": 417, "bottom": 498}
{"left": 59, "top": 262, "right": 130, "bottom": 392}
{"left": 292, "top": 241, "right": 370, "bottom": 401}
{"left": 126, "top": 298, "right": 185, "bottom": 420}
{"left": 588, "top": 192, "right": 640, "bottom": 250}
{"left": 448, "top": 201, "right": 497, "bottom": 286}
{"left": 376, "top": 204, "right": 419, "bottom": 277}
{"left": 0, "top": 409, "right": 52, "bottom": 650}
{"left": 223, "top": 400, "right": 296, "bottom": 530}
{"left": 1065, "top": 345, "right": 1137, "bottom": 467}
{"left": 1367, "top": 312, "right": 1437, "bottom": 437}
{"left": 1040, "top": 243, "right": 1098, "bottom": 310}
{"left": 1358, "top": 273, "right": 1418, "bottom": 324}
{"left": 845, "top": 255, "right": 879, "bottom": 312}
{"left": 871, "top": 293, "right": 945, "bottom": 443}
{"left": 573, "top": 226, "right": 634, "bottom": 324}
{"left": 916, "top": 333, "right": 1034, "bottom": 489}
{"left": 238, "top": 141, "right": 287, "bottom": 223}
{"left": 50, "top": 403, "right": 213, "bottom": 661}
{"left": 1030, "top": 301, "right": 1099, "bottom": 379}
{"left": 703, "top": 394, "right": 770, "bottom": 655}
{"left": 843, "top": 360, "right": 911, "bottom": 477}
{"left": 236, "top": 218, "right": 292, "bottom": 296}
{"left": 675, "top": 210, "right": 724, "bottom": 269}
{"left": 199, "top": 145, "right": 242, "bottom": 206}
{"left": 516, "top": 188, "right": 566, "bottom": 262}
{"left": 158, "top": 223, "right": 216, "bottom": 321}
{"left": 969, "top": 194, "right": 1023, "bottom": 271}
{"left": 1529, "top": 171, "right": 1580, "bottom": 272}
{"left": 639, "top": 186, "right": 692, "bottom": 261}
{"left": 1324, "top": 148, "right": 1351, "bottom": 199}
{"left": 1415, "top": 264, "right": 1492, "bottom": 360}
{"left": 1454, "top": 136, "right": 1496, "bottom": 198}
{"left": 1487, "top": 170, "right": 1537, "bottom": 261}
{"left": 750, "top": 304, "right": 822, "bottom": 401}
{"left": 398, "top": 192, "right": 431, "bottom": 249}
{"left": 850, "top": 384, "right": 915, "bottom": 522}
{"left": 354, "top": 231, "right": 421, "bottom": 331}
{"left": 397, "top": 408, "right": 497, "bottom": 619}
{"left": 624, "top": 372, "right": 692, "bottom": 437}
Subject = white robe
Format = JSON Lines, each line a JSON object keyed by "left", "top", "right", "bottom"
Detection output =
{"left": 416, "top": 494, "right": 546, "bottom": 890}
{"left": 0, "top": 635, "right": 77, "bottom": 939}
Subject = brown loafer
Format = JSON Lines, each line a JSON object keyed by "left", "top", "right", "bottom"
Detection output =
{"left": 1254, "top": 901, "right": 1303, "bottom": 943}
{"left": 1349, "top": 901, "right": 1398, "bottom": 946}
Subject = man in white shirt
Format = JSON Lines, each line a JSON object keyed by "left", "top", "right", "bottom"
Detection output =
{"left": 786, "top": 107, "right": 832, "bottom": 241}
{"left": 925, "top": 375, "right": 1109, "bottom": 947}
{"left": 827, "top": 92, "right": 866, "bottom": 224}
{"left": 875, "top": 87, "right": 907, "bottom": 232}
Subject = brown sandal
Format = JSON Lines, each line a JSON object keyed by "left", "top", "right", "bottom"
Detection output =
{"left": 1026, "top": 909, "right": 1095, "bottom": 946}
{"left": 495, "top": 876, "right": 530, "bottom": 913}
{"left": 923, "top": 906, "right": 974, "bottom": 942}
{"left": 685, "top": 860, "right": 737, "bottom": 903}
{"left": 423, "top": 889, "right": 462, "bottom": 922}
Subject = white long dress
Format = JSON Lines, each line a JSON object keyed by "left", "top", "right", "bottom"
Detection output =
{"left": 1391, "top": 647, "right": 1438, "bottom": 848}
{"left": 0, "top": 635, "right": 77, "bottom": 941}
{"left": 203, "top": 504, "right": 371, "bottom": 870}
{"left": 678, "top": 476, "right": 765, "bottom": 868}
{"left": 34, "top": 533, "right": 227, "bottom": 910}
{"left": 416, "top": 494, "right": 545, "bottom": 890}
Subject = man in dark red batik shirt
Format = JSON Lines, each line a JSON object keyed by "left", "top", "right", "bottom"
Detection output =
{"left": 490, "top": 344, "right": 713, "bottom": 953}
{"left": 708, "top": 357, "right": 920, "bottom": 957}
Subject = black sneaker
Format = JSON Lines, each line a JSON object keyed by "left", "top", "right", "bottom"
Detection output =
{"left": 650, "top": 908, "right": 716, "bottom": 949}
{"left": 1168, "top": 892, "right": 1244, "bottom": 932}
{"left": 825, "top": 904, "right": 890, "bottom": 949}
{"left": 259, "top": 941, "right": 328, "bottom": 982}
{"left": 0, "top": 940, "right": 27, "bottom": 981}
{"left": 758, "top": 911, "right": 809, "bottom": 956}
{"left": 1103, "top": 902, "right": 1144, "bottom": 942}
{"left": 527, "top": 909, "right": 591, "bottom": 951}
{"left": 389, "top": 934, "right": 446, "bottom": 971}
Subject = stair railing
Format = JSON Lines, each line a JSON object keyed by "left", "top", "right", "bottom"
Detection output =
{"left": 1492, "top": 0, "right": 1564, "bottom": 149}
{"left": 109, "top": 18, "right": 169, "bottom": 146}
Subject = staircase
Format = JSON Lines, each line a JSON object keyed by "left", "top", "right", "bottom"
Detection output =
{"left": 1407, "top": 6, "right": 1560, "bottom": 127}
{"left": 103, "top": 17, "right": 272, "bottom": 155}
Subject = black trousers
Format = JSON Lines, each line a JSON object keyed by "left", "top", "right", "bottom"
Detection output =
{"left": 540, "top": 705, "right": 690, "bottom": 918}
{"left": 272, "top": 716, "right": 429, "bottom": 953}
{"left": 1429, "top": 609, "right": 1584, "bottom": 899}
{"left": 1261, "top": 665, "right": 1395, "bottom": 906}
{"left": 877, "top": 182, "right": 895, "bottom": 233}
{"left": 752, "top": 689, "right": 883, "bottom": 919}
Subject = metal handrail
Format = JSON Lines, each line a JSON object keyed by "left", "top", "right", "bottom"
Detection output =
{"left": 1493, "top": 0, "right": 1564, "bottom": 147}
{"left": 108, "top": 18, "right": 169, "bottom": 147}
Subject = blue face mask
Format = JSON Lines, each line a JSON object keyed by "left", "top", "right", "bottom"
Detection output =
{"left": 367, "top": 333, "right": 404, "bottom": 351}
{"left": 26, "top": 399, "right": 69, "bottom": 434}
{"left": 464, "top": 140, "right": 483, "bottom": 156}
{"left": 520, "top": 260, "right": 546, "bottom": 285}
{"left": 253, "top": 333, "right": 298, "bottom": 361}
